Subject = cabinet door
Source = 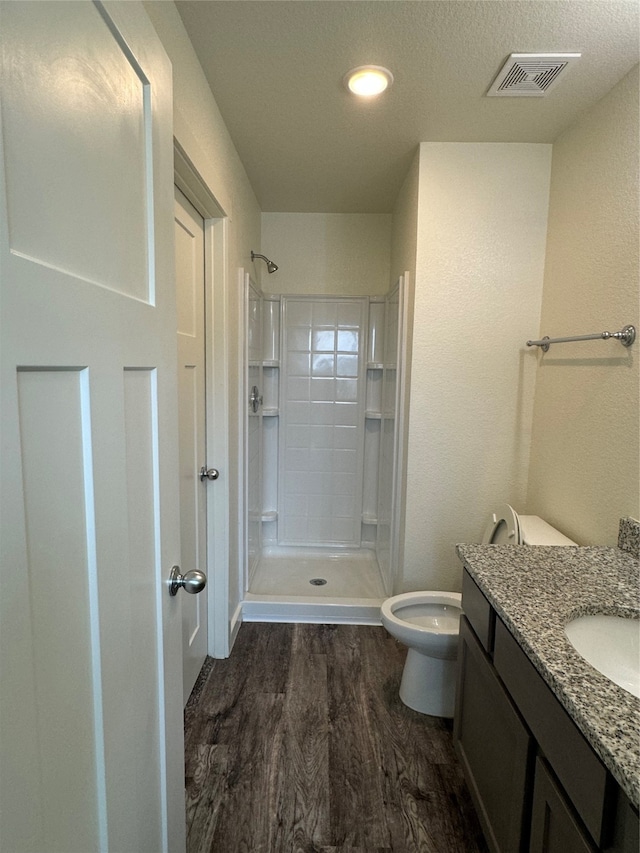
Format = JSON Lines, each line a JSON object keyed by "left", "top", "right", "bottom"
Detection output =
{"left": 454, "top": 616, "right": 533, "bottom": 853}
{"left": 530, "top": 757, "right": 597, "bottom": 853}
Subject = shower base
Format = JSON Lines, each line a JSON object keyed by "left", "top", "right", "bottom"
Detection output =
{"left": 243, "top": 546, "right": 387, "bottom": 625}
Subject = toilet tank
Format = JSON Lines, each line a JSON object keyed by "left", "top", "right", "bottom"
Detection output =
{"left": 518, "top": 515, "right": 577, "bottom": 546}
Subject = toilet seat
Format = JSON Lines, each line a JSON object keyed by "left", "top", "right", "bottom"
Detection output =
{"left": 482, "top": 503, "right": 522, "bottom": 544}
{"left": 382, "top": 591, "right": 462, "bottom": 636}
{"left": 482, "top": 503, "right": 577, "bottom": 545}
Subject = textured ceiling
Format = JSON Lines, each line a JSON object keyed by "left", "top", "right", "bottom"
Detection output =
{"left": 175, "top": 1, "right": 639, "bottom": 213}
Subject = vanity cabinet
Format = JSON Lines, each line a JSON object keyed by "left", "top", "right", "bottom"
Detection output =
{"left": 455, "top": 615, "right": 533, "bottom": 852}
{"left": 454, "top": 569, "right": 639, "bottom": 853}
{"left": 530, "top": 756, "right": 597, "bottom": 853}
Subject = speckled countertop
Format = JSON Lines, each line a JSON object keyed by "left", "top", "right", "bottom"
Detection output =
{"left": 455, "top": 538, "right": 640, "bottom": 808}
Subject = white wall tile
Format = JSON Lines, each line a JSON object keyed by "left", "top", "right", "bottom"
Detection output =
{"left": 279, "top": 296, "right": 366, "bottom": 546}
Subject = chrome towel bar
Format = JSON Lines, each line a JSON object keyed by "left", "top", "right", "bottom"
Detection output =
{"left": 527, "top": 324, "right": 635, "bottom": 353}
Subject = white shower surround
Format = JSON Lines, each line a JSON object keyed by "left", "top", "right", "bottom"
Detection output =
{"left": 243, "top": 286, "right": 405, "bottom": 622}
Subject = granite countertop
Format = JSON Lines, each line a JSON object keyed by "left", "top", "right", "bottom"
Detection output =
{"left": 455, "top": 541, "right": 640, "bottom": 808}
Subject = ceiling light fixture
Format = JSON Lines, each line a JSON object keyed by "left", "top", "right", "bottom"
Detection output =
{"left": 344, "top": 65, "right": 393, "bottom": 97}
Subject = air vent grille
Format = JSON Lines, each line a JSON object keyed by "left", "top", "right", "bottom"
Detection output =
{"left": 487, "top": 53, "right": 581, "bottom": 97}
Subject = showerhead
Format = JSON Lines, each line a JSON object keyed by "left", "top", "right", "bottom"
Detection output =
{"left": 251, "top": 250, "right": 279, "bottom": 274}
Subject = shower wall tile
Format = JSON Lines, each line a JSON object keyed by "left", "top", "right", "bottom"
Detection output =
{"left": 336, "top": 402, "right": 358, "bottom": 426}
{"left": 279, "top": 296, "right": 367, "bottom": 546}
{"left": 310, "top": 378, "right": 334, "bottom": 401}
{"left": 287, "top": 377, "right": 310, "bottom": 401}
{"left": 310, "top": 402, "right": 334, "bottom": 425}
{"left": 287, "top": 326, "right": 312, "bottom": 351}
{"left": 313, "top": 329, "right": 335, "bottom": 351}
{"left": 336, "top": 379, "right": 357, "bottom": 402}
{"left": 312, "top": 354, "right": 335, "bottom": 376}
{"left": 287, "top": 401, "right": 310, "bottom": 423}
{"left": 286, "top": 301, "right": 312, "bottom": 325}
{"left": 334, "top": 425, "right": 358, "bottom": 449}
{"left": 286, "top": 352, "right": 311, "bottom": 375}
{"left": 337, "top": 354, "right": 358, "bottom": 377}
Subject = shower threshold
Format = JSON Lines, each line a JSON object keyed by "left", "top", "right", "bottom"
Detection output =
{"left": 243, "top": 545, "right": 386, "bottom": 625}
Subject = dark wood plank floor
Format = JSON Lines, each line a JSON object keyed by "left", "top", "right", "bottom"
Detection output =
{"left": 184, "top": 623, "right": 488, "bottom": 853}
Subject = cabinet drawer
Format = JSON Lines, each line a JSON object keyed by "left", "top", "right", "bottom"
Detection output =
{"left": 462, "top": 569, "right": 495, "bottom": 653}
{"left": 493, "top": 618, "right": 613, "bottom": 847}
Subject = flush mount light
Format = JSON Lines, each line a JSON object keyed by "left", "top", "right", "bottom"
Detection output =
{"left": 344, "top": 65, "right": 393, "bottom": 97}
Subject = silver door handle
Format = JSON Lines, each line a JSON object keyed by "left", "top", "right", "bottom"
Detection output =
{"left": 249, "top": 385, "right": 263, "bottom": 413}
{"left": 168, "top": 566, "right": 207, "bottom": 596}
{"left": 200, "top": 466, "right": 219, "bottom": 481}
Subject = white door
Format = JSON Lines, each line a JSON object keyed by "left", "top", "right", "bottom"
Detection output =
{"left": 175, "top": 187, "right": 208, "bottom": 704}
{"left": 0, "top": 3, "right": 186, "bottom": 851}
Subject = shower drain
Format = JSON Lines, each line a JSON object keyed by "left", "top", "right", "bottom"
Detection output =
{"left": 309, "top": 577, "right": 327, "bottom": 586}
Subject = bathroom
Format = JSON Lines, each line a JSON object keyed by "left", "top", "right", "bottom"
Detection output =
{"left": 149, "top": 0, "right": 639, "bottom": 641}
{"left": 236, "top": 117, "right": 639, "bottom": 631}
{"left": 1, "top": 2, "right": 637, "bottom": 851}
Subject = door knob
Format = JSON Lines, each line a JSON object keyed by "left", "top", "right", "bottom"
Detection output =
{"left": 200, "top": 466, "right": 219, "bottom": 481}
{"left": 169, "top": 565, "right": 207, "bottom": 596}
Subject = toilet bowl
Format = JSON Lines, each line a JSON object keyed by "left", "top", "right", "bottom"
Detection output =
{"left": 382, "top": 505, "right": 576, "bottom": 717}
{"left": 381, "top": 591, "right": 462, "bottom": 716}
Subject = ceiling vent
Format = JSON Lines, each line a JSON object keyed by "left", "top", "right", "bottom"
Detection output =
{"left": 487, "top": 53, "right": 581, "bottom": 97}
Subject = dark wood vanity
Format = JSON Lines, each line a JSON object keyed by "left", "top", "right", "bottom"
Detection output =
{"left": 454, "top": 568, "right": 639, "bottom": 853}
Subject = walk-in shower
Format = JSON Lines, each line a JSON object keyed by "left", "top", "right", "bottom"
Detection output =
{"left": 242, "top": 277, "right": 407, "bottom": 624}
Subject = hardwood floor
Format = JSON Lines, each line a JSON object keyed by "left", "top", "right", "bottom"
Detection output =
{"left": 184, "top": 623, "right": 488, "bottom": 853}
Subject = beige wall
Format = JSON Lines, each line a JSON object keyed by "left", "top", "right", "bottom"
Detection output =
{"left": 402, "top": 143, "right": 552, "bottom": 592}
{"left": 527, "top": 67, "right": 640, "bottom": 545}
{"left": 143, "top": 2, "right": 262, "bottom": 622}
{"left": 260, "top": 213, "right": 392, "bottom": 295}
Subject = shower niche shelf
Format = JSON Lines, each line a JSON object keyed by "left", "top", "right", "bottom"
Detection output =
{"left": 261, "top": 298, "right": 281, "bottom": 545}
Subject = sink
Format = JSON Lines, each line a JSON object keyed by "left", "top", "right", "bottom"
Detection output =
{"left": 565, "top": 614, "right": 640, "bottom": 699}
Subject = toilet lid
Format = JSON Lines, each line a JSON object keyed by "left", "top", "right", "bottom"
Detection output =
{"left": 482, "top": 503, "right": 522, "bottom": 544}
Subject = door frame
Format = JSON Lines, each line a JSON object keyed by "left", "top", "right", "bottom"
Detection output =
{"left": 174, "top": 140, "right": 231, "bottom": 658}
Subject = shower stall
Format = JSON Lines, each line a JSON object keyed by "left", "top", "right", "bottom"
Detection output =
{"left": 242, "top": 275, "right": 408, "bottom": 623}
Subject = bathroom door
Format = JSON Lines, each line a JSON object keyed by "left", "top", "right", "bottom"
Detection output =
{"left": 0, "top": 3, "right": 186, "bottom": 851}
{"left": 175, "top": 187, "right": 208, "bottom": 705}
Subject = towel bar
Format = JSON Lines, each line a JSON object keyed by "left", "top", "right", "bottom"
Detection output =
{"left": 526, "top": 325, "right": 635, "bottom": 352}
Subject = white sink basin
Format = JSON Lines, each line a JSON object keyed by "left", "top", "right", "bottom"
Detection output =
{"left": 565, "top": 614, "right": 640, "bottom": 699}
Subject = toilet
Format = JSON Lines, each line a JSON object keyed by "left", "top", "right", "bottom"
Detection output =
{"left": 381, "top": 504, "right": 576, "bottom": 717}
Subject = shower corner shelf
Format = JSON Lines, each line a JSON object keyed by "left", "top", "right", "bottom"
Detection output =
{"left": 261, "top": 510, "right": 277, "bottom": 522}
{"left": 365, "top": 410, "right": 382, "bottom": 420}
{"left": 262, "top": 407, "right": 279, "bottom": 417}
{"left": 362, "top": 514, "right": 378, "bottom": 525}
{"left": 263, "top": 359, "right": 280, "bottom": 368}
{"left": 367, "top": 362, "right": 384, "bottom": 370}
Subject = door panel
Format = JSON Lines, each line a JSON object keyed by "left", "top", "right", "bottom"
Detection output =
{"left": 15, "top": 368, "right": 102, "bottom": 851}
{"left": 175, "top": 188, "right": 208, "bottom": 704}
{"left": 0, "top": 3, "right": 184, "bottom": 851}
{"left": 2, "top": 0, "right": 150, "bottom": 300}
